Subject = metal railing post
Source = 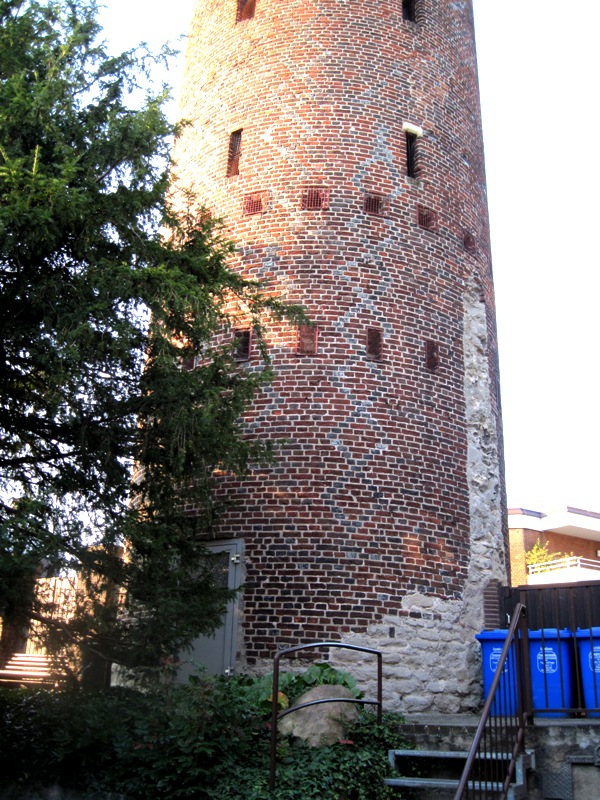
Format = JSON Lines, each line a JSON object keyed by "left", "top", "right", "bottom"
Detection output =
{"left": 268, "top": 641, "right": 382, "bottom": 791}
{"left": 454, "top": 603, "right": 527, "bottom": 800}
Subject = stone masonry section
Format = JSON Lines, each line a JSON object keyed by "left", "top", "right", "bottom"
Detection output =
{"left": 173, "top": 0, "right": 508, "bottom": 713}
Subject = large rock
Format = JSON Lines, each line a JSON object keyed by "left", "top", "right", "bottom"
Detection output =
{"left": 278, "top": 684, "right": 359, "bottom": 747}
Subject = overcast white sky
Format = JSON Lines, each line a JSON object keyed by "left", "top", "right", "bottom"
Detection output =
{"left": 97, "top": 1, "right": 600, "bottom": 515}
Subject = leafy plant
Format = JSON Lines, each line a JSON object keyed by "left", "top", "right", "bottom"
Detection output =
{"left": 248, "top": 662, "right": 362, "bottom": 715}
{"left": 209, "top": 711, "right": 409, "bottom": 800}
{"left": 525, "top": 538, "right": 572, "bottom": 566}
{"left": 0, "top": 669, "right": 409, "bottom": 800}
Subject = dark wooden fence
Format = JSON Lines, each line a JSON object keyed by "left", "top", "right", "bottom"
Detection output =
{"left": 500, "top": 581, "right": 600, "bottom": 631}
{"left": 495, "top": 580, "right": 600, "bottom": 717}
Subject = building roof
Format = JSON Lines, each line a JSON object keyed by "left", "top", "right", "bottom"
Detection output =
{"left": 508, "top": 506, "right": 600, "bottom": 542}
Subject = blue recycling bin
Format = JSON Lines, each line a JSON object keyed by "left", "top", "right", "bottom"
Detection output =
{"left": 575, "top": 628, "right": 600, "bottom": 718}
{"left": 528, "top": 629, "right": 574, "bottom": 717}
{"left": 476, "top": 630, "right": 518, "bottom": 716}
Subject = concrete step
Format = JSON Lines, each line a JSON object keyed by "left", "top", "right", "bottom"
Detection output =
{"left": 0, "top": 674, "right": 51, "bottom": 684}
{"left": 390, "top": 748, "right": 516, "bottom": 763}
{"left": 0, "top": 653, "right": 54, "bottom": 685}
{"left": 3, "top": 660, "right": 50, "bottom": 669}
{"left": 385, "top": 748, "right": 531, "bottom": 799}
{"left": 384, "top": 775, "right": 504, "bottom": 791}
{"left": 4, "top": 653, "right": 49, "bottom": 662}
{"left": 0, "top": 673, "right": 50, "bottom": 679}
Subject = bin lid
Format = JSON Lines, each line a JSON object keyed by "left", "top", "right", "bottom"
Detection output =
{"left": 475, "top": 630, "right": 511, "bottom": 641}
{"left": 528, "top": 628, "right": 572, "bottom": 639}
{"left": 575, "top": 627, "right": 600, "bottom": 638}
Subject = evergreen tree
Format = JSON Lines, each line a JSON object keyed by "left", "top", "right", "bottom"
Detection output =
{"left": 0, "top": 0, "right": 299, "bottom": 682}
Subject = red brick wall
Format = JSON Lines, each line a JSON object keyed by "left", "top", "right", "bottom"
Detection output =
{"left": 174, "top": 0, "right": 505, "bottom": 667}
{"left": 509, "top": 529, "right": 528, "bottom": 587}
{"left": 523, "top": 530, "right": 599, "bottom": 562}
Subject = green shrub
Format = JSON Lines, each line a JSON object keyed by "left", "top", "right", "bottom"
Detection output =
{"left": 211, "top": 711, "right": 409, "bottom": 800}
{"left": 0, "top": 668, "right": 408, "bottom": 799}
{"left": 525, "top": 538, "right": 572, "bottom": 566}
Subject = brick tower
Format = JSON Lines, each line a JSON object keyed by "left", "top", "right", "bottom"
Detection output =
{"left": 174, "top": 0, "right": 507, "bottom": 712}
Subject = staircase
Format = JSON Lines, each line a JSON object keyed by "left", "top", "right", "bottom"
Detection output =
{"left": 382, "top": 605, "right": 535, "bottom": 798}
{"left": 384, "top": 746, "right": 534, "bottom": 798}
{"left": 0, "top": 653, "right": 55, "bottom": 686}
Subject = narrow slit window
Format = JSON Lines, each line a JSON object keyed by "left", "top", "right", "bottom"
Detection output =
{"left": 364, "top": 192, "right": 390, "bottom": 217}
{"left": 243, "top": 192, "right": 264, "bottom": 215}
{"left": 417, "top": 204, "right": 437, "bottom": 231}
{"left": 301, "top": 186, "right": 330, "bottom": 210}
{"left": 237, "top": 0, "right": 256, "bottom": 22}
{"left": 227, "top": 129, "right": 242, "bottom": 177}
{"left": 366, "top": 328, "right": 384, "bottom": 361}
{"left": 296, "top": 324, "right": 318, "bottom": 355}
{"left": 405, "top": 132, "right": 418, "bottom": 179}
{"left": 402, "top": 0, "right": 416, "bottom": 22}
{"left": 463, "top": 230, "right": 477, "bottom": 255}
{"left": 234, "top": 328, "right": 251, "bottom": 361}
{"left": 425, "top": 340, "right": 440, "bottom": 372}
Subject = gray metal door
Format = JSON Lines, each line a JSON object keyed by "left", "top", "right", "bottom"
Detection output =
{"left": 176, "top": 539, "right": 243, "bottom": 680}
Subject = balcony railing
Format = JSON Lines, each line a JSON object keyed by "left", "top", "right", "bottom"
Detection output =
{"left": 528, "top": 556, "right": 600, "bottom": 576}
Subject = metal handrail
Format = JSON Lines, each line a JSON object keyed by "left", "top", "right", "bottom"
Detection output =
{"left": 454, "top": 604, "right": 530, "bottom": 800}
{"left": 269, "top": 641, "right": 382, "bottom": 791}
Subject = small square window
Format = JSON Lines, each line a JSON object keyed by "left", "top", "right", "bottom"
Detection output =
{"left": 366, "top": 328, "right": 383, "bottom": 361}
{"left": 417, "top": 204, "right": 437, "bottom": 231}
{"left": 243, "top": 192, "right": 265, "bottom": 215}
{"left": 237, "top": 0, "right": 256, "bottom": 22}
{"left": 425, "top": 340, "right": 440, "bottom": 372}
{"left": 300, "top": 186, "right": 330, "bottom": 210}
{"left": 364, "top": 192, "right": 390, "bottom": 217}
{"left": 227, "top": 129, "right": 242, "bottom": 177}
{"left": 234, "top": 328, "right": 251, "bottom": 361}
{"left": 296, "top": 324, "right": 318, "bottom": 355}
{"left": 182, "top": 353, "right": 196, "bottom": 371}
